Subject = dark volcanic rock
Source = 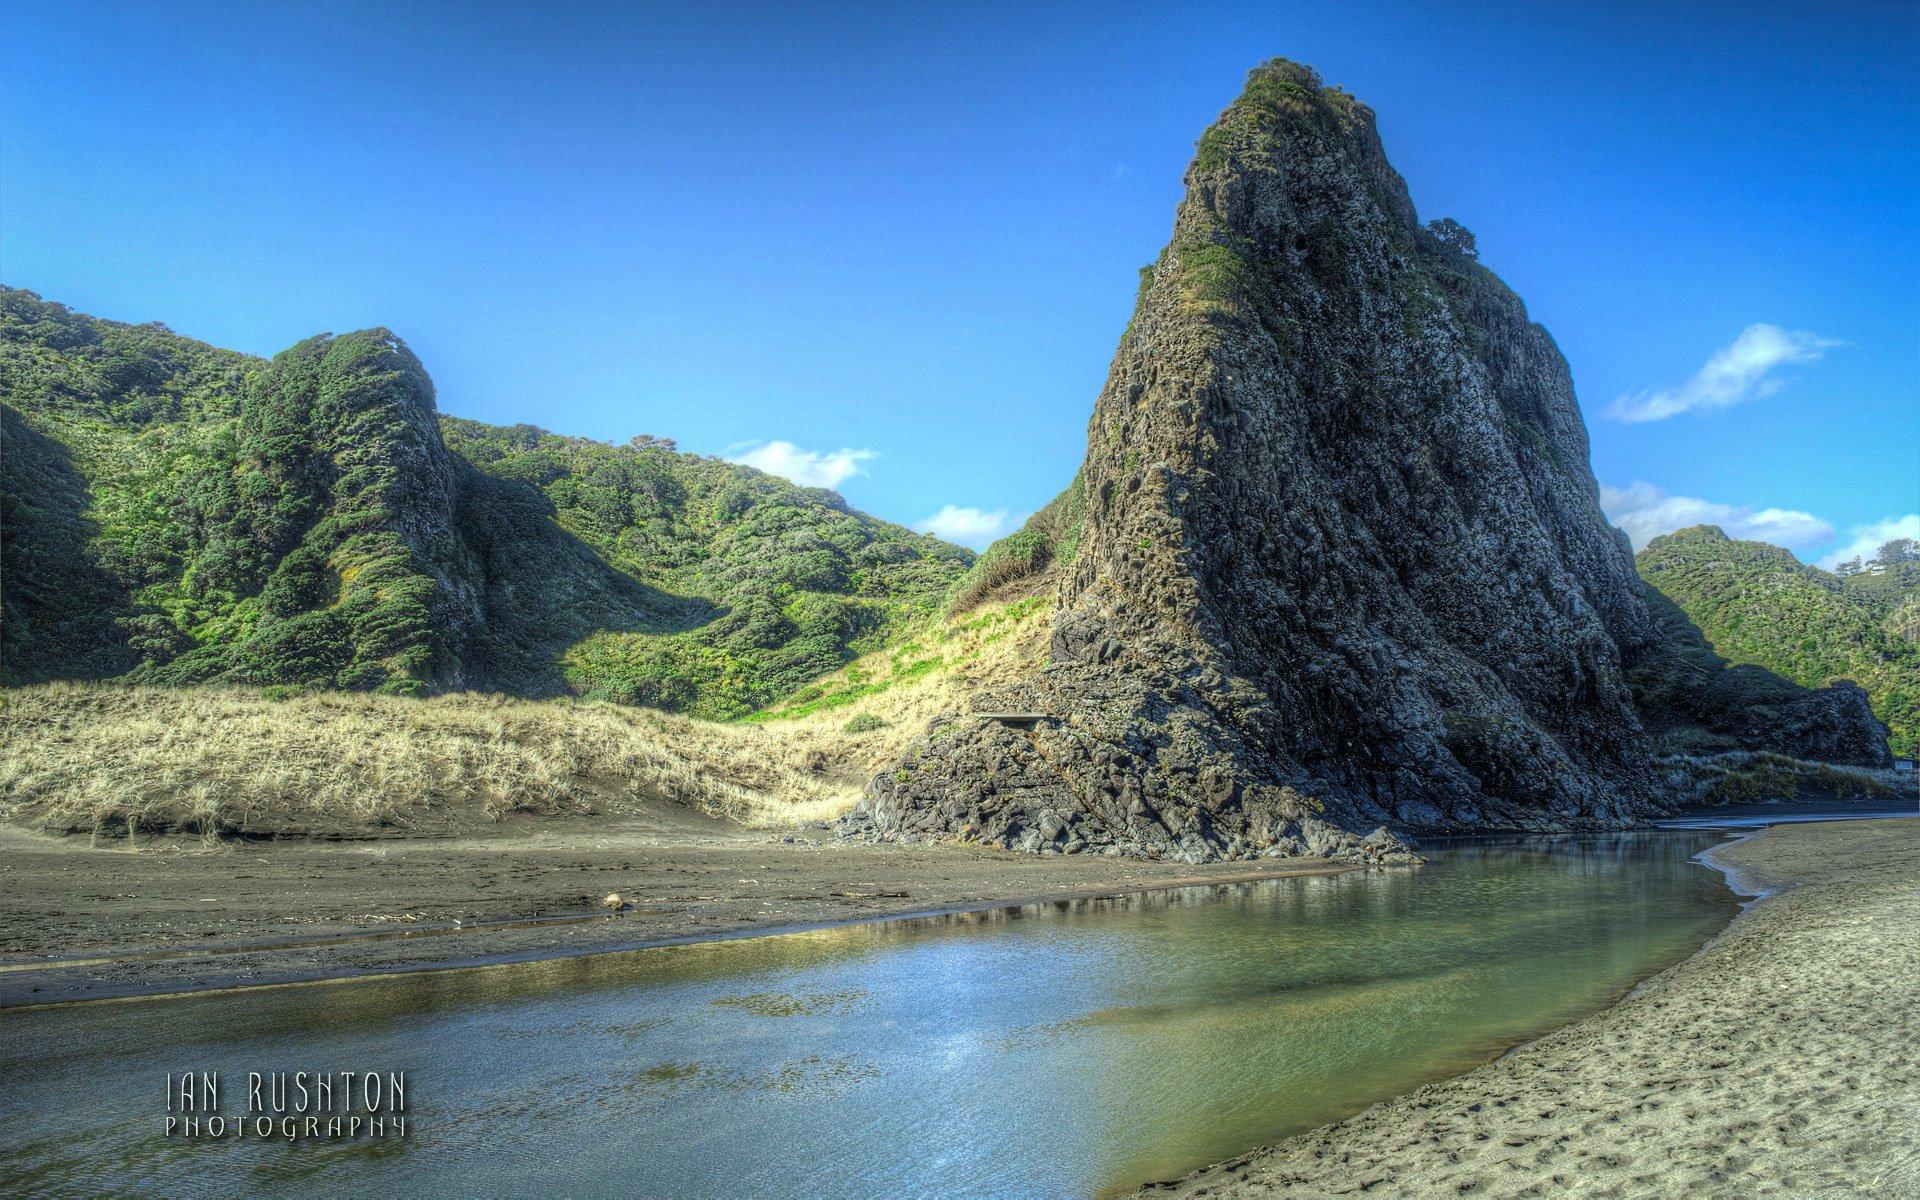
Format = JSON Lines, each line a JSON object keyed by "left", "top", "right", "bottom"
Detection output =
{"left": 862, "top": 60, "right": 1887, "bottom": 861}
{"left": 1730, "top": 682, "right": 1892, "bottom": 768}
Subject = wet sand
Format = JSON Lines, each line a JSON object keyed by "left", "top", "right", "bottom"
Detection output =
{"left": 1144, "top": 816, "right": 1920, "bottom": 1198}
{"left": 0, "top": 815, "right": 1355, "bottom": 1007}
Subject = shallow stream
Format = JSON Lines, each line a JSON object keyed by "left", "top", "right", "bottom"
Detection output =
{"left": 0, "top": 831, "right": 1740, "bottom": 1198}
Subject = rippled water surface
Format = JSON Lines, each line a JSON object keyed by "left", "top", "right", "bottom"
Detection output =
{"left": 0, "top": 832, "right": 1738, "bottom": 1198}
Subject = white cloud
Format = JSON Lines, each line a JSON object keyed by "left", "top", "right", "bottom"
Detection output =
{"left": 915, "top": 505, "right": 1022, "bottom": 550}
{"left": 1818, "top": 514, "right": 1920, "bottom": 570}
{"left": 1606, "top": 324, "right": 1840, "bottom": 423}
{"left": 1600, "top": 481, "right": 1834, "bottom": 551}
{"left": 725, "top": 440, "right": 875, "bottom": 489}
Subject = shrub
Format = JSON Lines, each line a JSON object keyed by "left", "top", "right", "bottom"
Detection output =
{"left": 946, "top": 473, "right": 1085, "bottom": 615}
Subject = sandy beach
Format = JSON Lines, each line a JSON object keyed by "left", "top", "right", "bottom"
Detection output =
{"left": 0, "top": 815, "right": 1355, "bottom": 1007}
{"left": 1143, "top": 816, "right": 1920, "bottom": 1198}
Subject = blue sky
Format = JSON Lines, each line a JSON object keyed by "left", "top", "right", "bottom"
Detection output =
{"left": 4, "top": 1, "right": 1914, "bottom": 561}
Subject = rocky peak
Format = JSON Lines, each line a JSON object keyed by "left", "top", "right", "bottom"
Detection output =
{"left": 859, "top": 62, "right": 1719, "bottom": 860}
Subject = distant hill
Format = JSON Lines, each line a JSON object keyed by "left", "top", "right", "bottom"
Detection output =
{"left": 0, "top": 286, "right": 970, "bottom": 718}
{"left": 1636, "top": 525, "right": 1919, "bottom": 758}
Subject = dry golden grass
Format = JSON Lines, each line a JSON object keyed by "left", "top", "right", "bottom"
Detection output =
{"left": 743, "top": 596, "right": 1051, "bottom": 751}
{"left": 0, "top": 599, "right": 1052, "bottom": 839}
{"left": 0, "top": 684, "right": 840, "bottom": 836}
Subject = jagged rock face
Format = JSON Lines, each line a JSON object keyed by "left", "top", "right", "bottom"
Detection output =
{"left": 865, "top": 61, "right": 1676, "bottom": 859}
{"left": 1735, "top": 682, "right": 1892, "bottom": 767}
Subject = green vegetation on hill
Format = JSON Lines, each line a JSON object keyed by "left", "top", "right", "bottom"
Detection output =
{"left": 1636, "top": 525, "right": 1919, "bottom": 757}
{"left": 749, "top": 595, "right": 1049, "bottom": 723}
{"left": 441, "top": 420, "right": 970, "bottom": 717}
{"left": 1, "top": 287, "right": 971, "bottom": 717}
{"left": 129, "top": 329, "right": 483, "bottom": 695}
{"left": 2, "top": 288, "right": 254, "bottom": 682}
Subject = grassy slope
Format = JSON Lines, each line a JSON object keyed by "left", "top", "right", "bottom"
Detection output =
{"left": 0, "top": 597, "right": 1053, "bottom": 835}
{"left": 1637, "top": 525, "right": 1919, "bottom": 757}
{"left": 1, "top": 286, "right": 971, "bottom": 718}
{"left": 944, "top": 473, "right": 1085, "bottom": 615}
{"left": 0, "top": 682, "right": 858, "bottom": 835}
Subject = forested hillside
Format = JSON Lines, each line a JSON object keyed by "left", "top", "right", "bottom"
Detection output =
{"left": 1, "top": 287, "right": 969, "bottom": 717}
{"left": 440, "top": 420, "right": 971, "bottom": 717}
{"left": 1636, "top": 526, "right": 1918, "bottom": 757}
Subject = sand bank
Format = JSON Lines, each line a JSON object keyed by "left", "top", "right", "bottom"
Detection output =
{"left": 0, "top": 816, "right": 1354, "bottom": 1007}
{"left": 1144, "top": 816, "right": 1920, "bottom": 1197}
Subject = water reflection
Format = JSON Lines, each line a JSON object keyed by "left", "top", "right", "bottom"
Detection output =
{"left": 0, "top": 833, "right": 1736, "bottom": 1199}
